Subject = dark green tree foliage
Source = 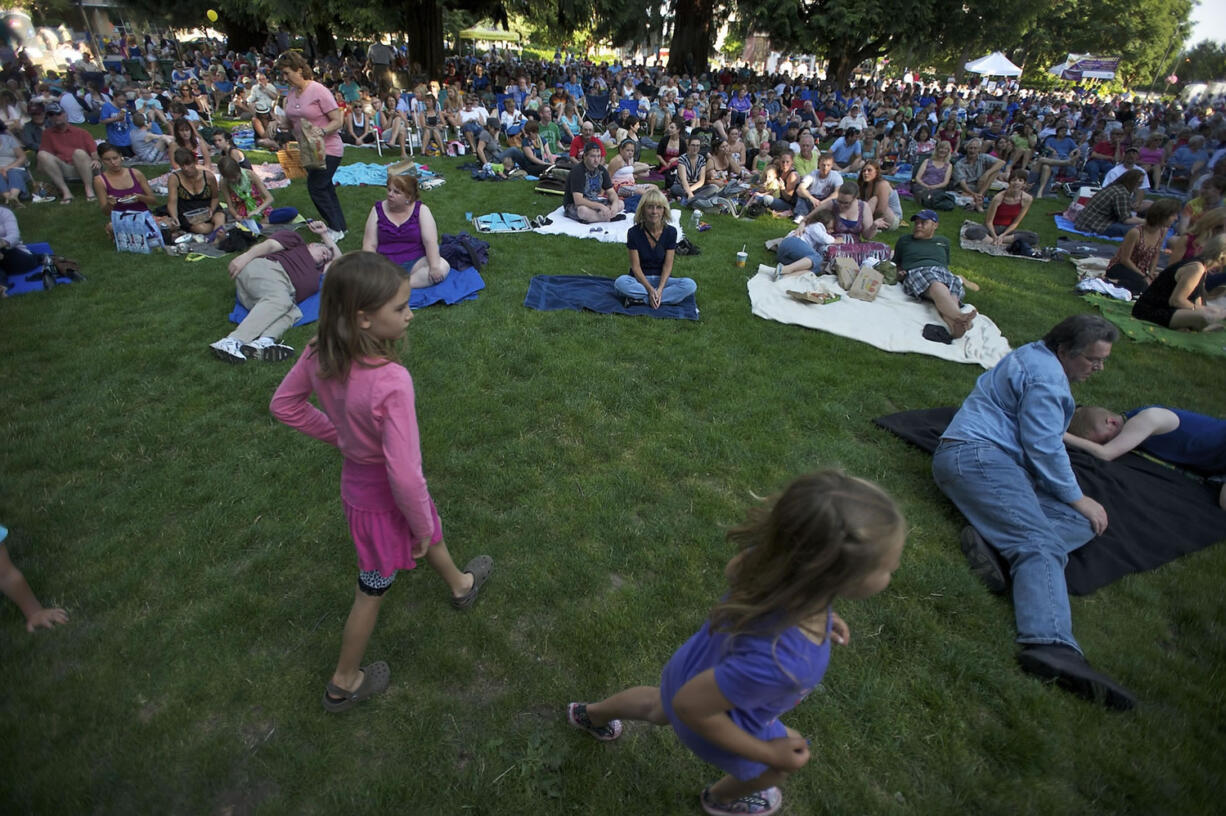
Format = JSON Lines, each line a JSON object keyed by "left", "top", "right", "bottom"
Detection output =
{"left": 1178, "top": 40, "right": 1226, "bottom": 83}
{"left": 1014, "top": 0, "right": 1192, "bottom": 86}
{"left": 733, "top": 0, "right": 996, "bottom": 85}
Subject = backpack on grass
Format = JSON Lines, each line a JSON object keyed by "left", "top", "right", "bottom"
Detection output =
{"left": 534, "top": 176, "right": 567, "bottom": 196}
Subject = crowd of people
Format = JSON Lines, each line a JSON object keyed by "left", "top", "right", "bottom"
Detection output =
{"left": 3, "top": 35, "right": 1225, "bottom": 816}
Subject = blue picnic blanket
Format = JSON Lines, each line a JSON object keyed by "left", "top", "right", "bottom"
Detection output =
{"left": 1054, "top": 215, "right": 1124, "bottom": 242}
{"left": 332, "top": 162, "right": 436, "bottom": 187}
{"left": 523, "top": 274, "right": 699, "bottom": 320}
{"left": 332, "top": 162, "right": 395, "bottom": 187}
{"left": 230, "top": 266, "right": 485, "bottom": 326}
{"left": 3, "top": 242, "right": 79, "bottom": 296}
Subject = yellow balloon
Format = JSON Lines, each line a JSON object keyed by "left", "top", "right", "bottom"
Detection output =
{"left": 206, "top": 9, "right": 218, "bottom": 22}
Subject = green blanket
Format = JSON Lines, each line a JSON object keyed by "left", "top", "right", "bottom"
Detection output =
{"left": 1085, "top": 294, "right": 1226, "bottom": 358}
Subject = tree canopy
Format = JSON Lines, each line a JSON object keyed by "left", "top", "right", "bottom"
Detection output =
{"left": 47, "top": 0, "right": 1210, "bottom": 90}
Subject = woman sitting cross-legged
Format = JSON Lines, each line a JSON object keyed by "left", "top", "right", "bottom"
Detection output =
{"left": 167, "top": 147, "right": 225, "bottom": 238}
{"left": 93, "top": 141, "right": 156, "bottom": 223}
{"left": 980, "top": 170, "right": 1035, "bottom": 245}
{"left": 608, "top": 138, "right": 657, "bottom": 198}
{"left": 911, "top": 139, "right": 953, "bottom": 210}
{"left": 361, "top": 174, "right": 450, "bottom": 288}
{"left": 343, "top": 104, "right": 379, "bottom": 146}
{"left": 614, "top": 187, "right": 696, "bottom": 309}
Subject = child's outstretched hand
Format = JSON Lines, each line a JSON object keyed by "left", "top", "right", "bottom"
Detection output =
{"left": 766, "top": 735, "right": 810, "bottom": 771}
{"left": 830, "top": 611, "right": 850, "bottom": 646}
{"left": 26, "top": 606, "right": 68, "bottom": 633}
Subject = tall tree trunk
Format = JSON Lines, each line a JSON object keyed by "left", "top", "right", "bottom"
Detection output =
{"left": 313, "top": 24, "right": 336, "bottom": 59}
{"left": 405, "top": 0, "right": 444, "bottom": 79}
{"left": 667, "top": 0, "right": 715, "bottom": 75}
{"left": 828, "top": 53, "right": 856, "bottom": 88}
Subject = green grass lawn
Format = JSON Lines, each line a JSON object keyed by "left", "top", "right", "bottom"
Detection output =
{"left": 1, "top": 139, "right": 1223, "bottom": 815}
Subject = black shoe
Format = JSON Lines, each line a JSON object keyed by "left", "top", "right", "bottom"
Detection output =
{"left": 960, "top": 526, "right": 1009, "bottom": 594}
{"left": 1017, "top": 644, "right": 1136, "bottom": 711}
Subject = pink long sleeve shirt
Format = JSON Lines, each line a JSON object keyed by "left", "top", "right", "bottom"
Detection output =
{"left": 270, "top": 348, "right": 436, "bottom": 542}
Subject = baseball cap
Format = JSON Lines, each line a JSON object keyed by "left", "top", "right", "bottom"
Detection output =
{"left": 45, "top": 102, "right": 63, "bottom": 115}
{"left": 911, "top": 209, "right": 940, "bottom": 223}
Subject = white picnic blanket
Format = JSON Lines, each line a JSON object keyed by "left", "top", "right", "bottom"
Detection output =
{"left": 748, "top": 264, "right": 1011, "bottom": 369}
{"left": 532, "top": 206, "right": 686, "bottom": 244}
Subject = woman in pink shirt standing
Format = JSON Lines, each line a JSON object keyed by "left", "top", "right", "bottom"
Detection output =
{"left": 270, "top": 252, "right": 493, "bottom": 713}
{"left": 276, "top": 51, "right": 348, "bottom": 243}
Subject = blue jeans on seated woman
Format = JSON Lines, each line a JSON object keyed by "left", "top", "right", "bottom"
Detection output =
{"left": 777, "top": 235, "right": 824, "bottom": 270}
{"left": 0, "top": 167, "right": 29, "bottom": 198}
{"left": 933, "top": 439, "right": 1094, "bottom": 654}
{"left": 614, "top": 274, "right": 697, "bottom": 304}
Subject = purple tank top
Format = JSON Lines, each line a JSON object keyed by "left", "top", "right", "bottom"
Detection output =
{"left": 920, "top": 159, "right": 948, "bottom": 187}
{"left": 834, "top": 200, "right": 865, "bottom": 236}
{"left": 102, "top": 170, "right": 148, "bottom": 212}
{"left": 375, "top": 200, "right": 425, "bottom": 266}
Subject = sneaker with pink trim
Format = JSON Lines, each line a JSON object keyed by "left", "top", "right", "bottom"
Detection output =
{"left": 700, "top": 785, "right": 783, "bottom": 816}
{"left": 565, "top": 702, "right": 623, "bottom": 741}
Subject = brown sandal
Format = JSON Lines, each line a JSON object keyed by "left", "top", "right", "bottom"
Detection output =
{"left": 322, "top": 661, "right": 390, "bottom": 713}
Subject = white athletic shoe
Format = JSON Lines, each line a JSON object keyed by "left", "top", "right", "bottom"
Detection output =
{"left": 327, "top": 229, "right": 346, "bottom": 244}
{"left": 241, "top": 336, "right": 295, "bottom": 362}
{"left": 209, "top": 337, "right": 246, "bottom": 364}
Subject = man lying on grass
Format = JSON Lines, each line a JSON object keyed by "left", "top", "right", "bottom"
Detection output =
{"left": 1066, "top": 405, "right": 1226, "bottom": 510}
{"left": 893, "top": 209, "right": 978, "bottom": 338}
{"left": 209, "top": 221, "right": 339, "bottom": 364}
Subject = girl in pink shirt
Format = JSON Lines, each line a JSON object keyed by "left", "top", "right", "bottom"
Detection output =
{"left": 270, "top": 252, "right": 493, "bottom": 713}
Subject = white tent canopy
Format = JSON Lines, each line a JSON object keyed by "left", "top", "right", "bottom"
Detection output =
{"left": 964, "top": 52, "right": 1022, "bottom": 77}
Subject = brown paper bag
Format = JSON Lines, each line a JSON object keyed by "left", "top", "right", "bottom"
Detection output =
{"left": 847, "top": 268, "right": 884, "bottom": 301}
{"left": 829, "top": 256, "right": 859, "bottom": 290}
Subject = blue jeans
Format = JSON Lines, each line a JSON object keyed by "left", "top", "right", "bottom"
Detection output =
{"left": 1102, "top": 222, "right": 1132, "bottom": 238}
{"left": 933, "top": 440, "right": 1094, "bottom": 653}
{"left": 614, "top": 274, "right": 696, "bottom": 304}
{"left": 1083, "top": 158, "right": 1113, "bottom": 184}
{"left": 0, "top": 167, "right": 29, "bottom": 197}
{"left": 778, "top": 235, "right": 822, "bottom": 269}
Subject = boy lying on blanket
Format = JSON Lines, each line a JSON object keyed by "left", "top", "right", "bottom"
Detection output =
{"left": 894, "top": 209, "right": 979, "bottom": 338}
{"left": 1066, "top": 405, "right": 1226, "bottom": 510}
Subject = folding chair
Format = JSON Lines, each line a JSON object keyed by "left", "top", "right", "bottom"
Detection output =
{"left": 584, "top": 93, "right": 610, "bottom": 126}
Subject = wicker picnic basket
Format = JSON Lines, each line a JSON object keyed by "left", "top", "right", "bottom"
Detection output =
{"left": 277, "top": 142, "right": 306, "bottom": 180}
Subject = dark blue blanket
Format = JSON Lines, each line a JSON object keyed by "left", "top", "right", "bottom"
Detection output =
{"left": 230, "top": 265, "right": 485, "bottom": 326}
{"left": 3, "top": 242, "right": 77, "bottom": 296}
{"left": 523, "top": 274, "right": 699, "bottom": 320}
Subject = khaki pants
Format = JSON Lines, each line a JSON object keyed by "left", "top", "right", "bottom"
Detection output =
{"left": 228, "top": 259, "right": 302, "bottom": 343}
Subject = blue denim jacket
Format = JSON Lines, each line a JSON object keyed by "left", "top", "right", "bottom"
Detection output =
{"left": 942, "top": 341, "right": 1082, "bottom": 503}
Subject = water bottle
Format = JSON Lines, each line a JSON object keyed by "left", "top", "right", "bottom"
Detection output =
{"left": 690, "top": 210, "right": 701, "bottom": 230}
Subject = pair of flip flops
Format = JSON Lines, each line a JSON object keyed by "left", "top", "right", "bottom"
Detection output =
{"left": 531, "top": 214, "right": 553, "bottom": 228}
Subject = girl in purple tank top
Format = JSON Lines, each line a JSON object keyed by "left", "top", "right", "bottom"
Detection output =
{"left": 93, "top": 142, "right": 155, "bottom": 216}
{"left": 361, "top": 175, "right": 451, "bottom": 288}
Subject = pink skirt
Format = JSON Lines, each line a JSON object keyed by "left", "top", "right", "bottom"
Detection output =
{"left": 341, "top": 460, "right": 442, "bottom": 577}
